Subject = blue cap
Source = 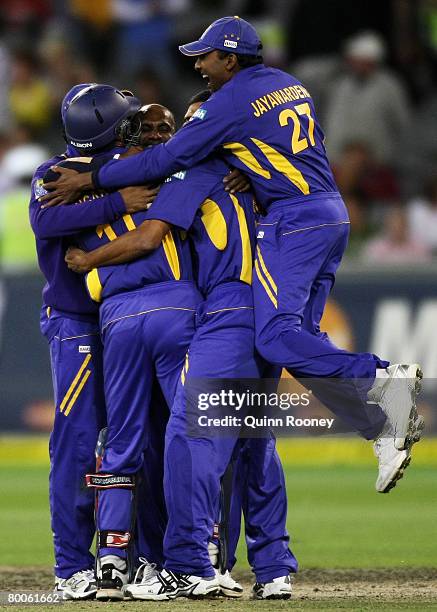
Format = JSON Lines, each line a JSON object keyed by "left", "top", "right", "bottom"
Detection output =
{"left": 61, "top": 83, "right": 96, "bottom": 124}
{"left": 179, "top": 16, "right": 262, "bottom": 57}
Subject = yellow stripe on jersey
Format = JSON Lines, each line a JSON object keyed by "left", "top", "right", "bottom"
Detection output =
{"left": 255, "top": 259, "right": 278, "bottom": 308}
{"left": 223, "top": 142, "right": 272, "bottom": 179}
{"left": 86, "top": 268, "right": 103, "bottom": 303}
{"left": 59, "top": 354, "right": 92, "bottom": 413}
{"left": 251, "top": 138, "right": 310, "bottom": 195}
{"left": 162, "top": 231, "right": 181, "bottom": 280}
{"left": 229, "top": 193, "right": 252, "bottom": 284}
{"left": 200, "top": 199, "right": 228, "bottom": 250}
{"left": 256, "top": 245, "right": 277, "bottom": 295}
{"left": 122, "top": 214, "right": 136, "bottom": 231}
{"left": 96, "top": 223, "right": 117, "bottom": 241}
{"left": 63, "top": 369, "right": 92, "bottom": 417}
{"left": 181, "top": 352, "right": 189, "bottom": 385}
{"left": 68, "top": 157, "right": 94, "bottom": 163}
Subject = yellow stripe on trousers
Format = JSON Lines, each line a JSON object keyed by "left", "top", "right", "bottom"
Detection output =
{"left": 59, "top": 354, "right": 92, "bottom": 413}
{"left": 63, "top": 369, "right": 92, "bottom": 416}
{"left": 256, "top": 245, "right": 277, "bottom": 294}
{"left": 255, "top": 259, "right": 278, "bottom": 308}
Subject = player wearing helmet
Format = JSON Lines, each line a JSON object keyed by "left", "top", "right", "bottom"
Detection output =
{"left": 29, "top": 84, "right": 154, "bottom": 599}
{"left": 43, "top": 17, "right": 424, "bottom": 497}
{"left": 56, "top": 102, "right": 202, "bottom": 601}
{"left": 65, "top": 96, "right": 296, "bottom": 601}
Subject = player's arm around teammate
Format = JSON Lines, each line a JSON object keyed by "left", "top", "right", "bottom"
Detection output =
{"left": 29, "top": 84, "right": 143, "bottom": 600}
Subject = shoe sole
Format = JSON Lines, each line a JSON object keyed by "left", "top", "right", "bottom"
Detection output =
{"left": 170, "top": 585, "right": 220, "bottom": 599}
{"left": 380, "top": 452, "right": 411, "bottom": 493}
{"left": 380, "top": 414, "right": 424, "bottom": 494}
{"left": 124, "top": 590, "right": 171, "bottom": 601}
{"left": 63, "top": 591, "right": 96, "bottom": 600}
{"left": 125, "top": 585, "right": 219, "bottom": 601}
{"left": 395, "top": 365, "right": 422, "bottom": 451}
{"left": 252, "top": 592, "right": 292, "bottom": 600}
{"left": 185, "top": 592, "right": 220, "bottom": 599}
{"left": 219, "top": 587, "right": 244, "bottom": 598}
{"left": 403, "top": 413, "right": 425, "bottom": 451}
{"left": 96, "top": 588, "right": 124, "bottom": 601}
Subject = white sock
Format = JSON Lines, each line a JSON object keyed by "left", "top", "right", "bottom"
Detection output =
{"left": 375, "top": 368, "right": 389, "bottom": 379}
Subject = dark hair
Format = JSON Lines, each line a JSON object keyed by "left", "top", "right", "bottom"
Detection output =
{"left": 217, "top": 50, "right": 264, "bottom": 68}
{"left": 188, "top": 89, "right": 211, "bottom": 105}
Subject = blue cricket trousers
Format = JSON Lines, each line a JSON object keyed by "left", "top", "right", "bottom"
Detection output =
{"left": 253, "top": 195, "right": 388, "bottom": 440}
{"left": 163, "top": 282, "right": 296, "bottom": 581}
{"left": 96, "top": 281, "right": 202, "bottom": 558}
{"left": 40, "top": 307, "right": 106, "bottom": 578}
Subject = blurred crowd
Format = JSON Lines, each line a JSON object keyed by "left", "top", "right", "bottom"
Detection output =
{"left": 0, "top": 0, "right": 437, "bottom": 271}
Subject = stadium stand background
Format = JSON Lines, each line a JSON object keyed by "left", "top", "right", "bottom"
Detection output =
{"left": 0, "top": 0, "right": 436, "bottom": 432}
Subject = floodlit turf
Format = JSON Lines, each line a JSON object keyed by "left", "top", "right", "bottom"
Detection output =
{"left": 1, "top": 436, "right": 436, "bottom": 569}
{"left": 271, "top": 465, "right": 437, "bottom": 568}
{"left": 1, "top": 437, "right": 437, "bottom": 610}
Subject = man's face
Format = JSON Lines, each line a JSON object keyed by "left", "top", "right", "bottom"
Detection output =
{"left": 183, "top": 102, "right": 202, "bottom": 125}
{"left": 194, "top": 50, "right": 234, "bottom": 92}
{"left": 139, "top": 104, "right": 175, "bottom": 146}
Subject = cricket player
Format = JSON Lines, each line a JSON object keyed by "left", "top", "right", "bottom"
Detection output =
{"left": 29, "top": 84, "right": 152, "bottom": 599}
{"left": 44, "top": 16, "right": 424, "bottom": 494}
{"left": 65, "top": 102, "right": 202, "bottom": 601}
{"left": 65, "top": 102, "right": 297, "bottom": 601}
{"left": 55, "top": 99, "right": 249, "bottom": 599}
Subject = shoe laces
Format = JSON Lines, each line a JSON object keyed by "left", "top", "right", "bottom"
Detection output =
{"left": 67, "top": 569, "right": 94, "bottom": 586}
{"left": 134, "top": 557, "right": 157, "bottom": 584}
{"left": 71, "top": 569, "right": 94, "bottom": 580}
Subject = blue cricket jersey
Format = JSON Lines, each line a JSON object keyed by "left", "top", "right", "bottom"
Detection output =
{"left": 146, "top": 157, "right": 255, "bottom": 296}
{"left": 95, "top": 65, "right": 339, "bottom": 214}
{"left": 29, "top": 148, "right": 127, "bottom": 318}
{"left": 78, "top": 210, "right": 193, "bottom": 303}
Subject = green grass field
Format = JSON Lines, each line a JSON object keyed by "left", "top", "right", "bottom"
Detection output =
{"left": 1, "top": 436, "right": 437, "bottom": 610}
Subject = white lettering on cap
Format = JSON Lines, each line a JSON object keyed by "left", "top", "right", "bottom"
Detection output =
{"left": 71, "top": 141, "right": 93, "bottom": 148}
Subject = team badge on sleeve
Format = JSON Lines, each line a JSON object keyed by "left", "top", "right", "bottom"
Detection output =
{"left": 192, "top": 108, "right": 207, "bottom": 120}
{"left": 33, "top": 178, "right": 48, "bottom": 199}
{"left": 165, "top": 170, "right": 187, "bottom": 183}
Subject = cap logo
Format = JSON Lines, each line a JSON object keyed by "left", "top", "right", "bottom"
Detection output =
{"left": 224, "top": 39, "right": 238, "bottom": 49}
{"left": 70, "top": 141, "right": 93, "bottom": 148}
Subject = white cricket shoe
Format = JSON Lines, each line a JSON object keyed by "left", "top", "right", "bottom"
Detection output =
{"left": 54, "top": 569, "right": 96, "bottom": 600}
{"left": 133, "top": 556, "right": 159, "bottom": 582}
{"left": 122, "top": 557, "right": 158, "bottom": 598}
{"left": 374, "top": 438, "right": 410, "bottom": 493}
{"left": 124, "top": 568, "right": 220, "bottom": 601}
{"left": 374, "top": 414, "right": 425, "bottom": 493}
{"left": 215, "top": 569, "right": 243, "bottom": 598}
{"left": 252, "top": 575, "right": 292, "bottom": 599}
{"left": 96, "top": 555, "right": 128, "bottom": 601}
{"left": 368, "top": 364, "right": 423, "bottom": 450}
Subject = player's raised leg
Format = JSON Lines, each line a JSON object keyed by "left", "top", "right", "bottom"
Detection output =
{"left": 254, "top": 199, "right": 423, "bottom": 492}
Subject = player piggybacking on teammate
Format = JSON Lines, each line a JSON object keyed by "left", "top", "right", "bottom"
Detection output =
{"left": 94, "top": 16, "right": 424, "bottom": 496}
{"left": 40, "top": 15, "right": 425, "bottom": 588}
